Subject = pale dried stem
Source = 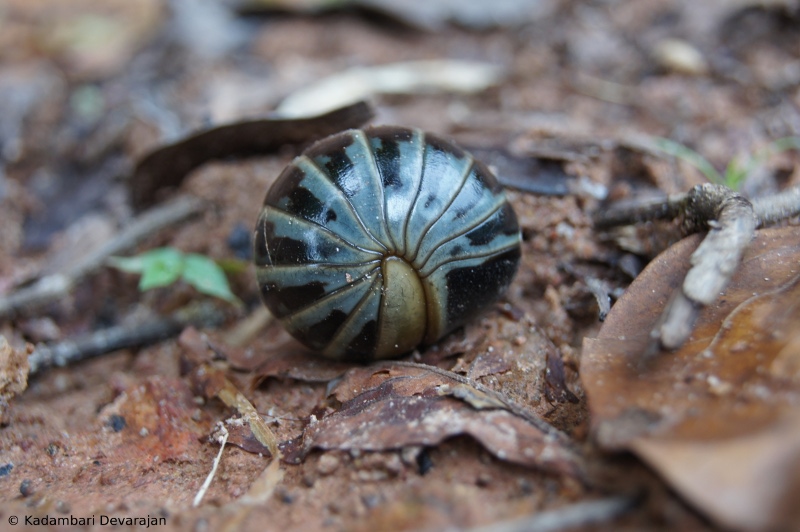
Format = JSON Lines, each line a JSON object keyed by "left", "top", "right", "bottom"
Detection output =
{"left": 27, "top": 301, "right": 226, "bottom": 374}
{"left": 193, "top": 423, "right": 229, "bottom": 507}
{"left": 752, "top": 184, "right": 800, "bottom": 227}
{"left": 468, "top": 495, "right": 638, "bottom": 532}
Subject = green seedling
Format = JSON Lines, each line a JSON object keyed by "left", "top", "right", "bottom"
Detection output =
{"left": 109, "top": 247, "right": 241, "bottom": 305}
{"left": 652, "top": 136, "right": 800, "bottom": 191}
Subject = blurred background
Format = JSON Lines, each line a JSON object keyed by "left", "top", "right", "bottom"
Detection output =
{"left": 2, "top": 0, "right": 798, "bottom": 256}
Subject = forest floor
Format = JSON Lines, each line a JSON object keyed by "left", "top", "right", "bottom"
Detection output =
{"left": 1, "top": 1, "right": 799, "bottom": 530}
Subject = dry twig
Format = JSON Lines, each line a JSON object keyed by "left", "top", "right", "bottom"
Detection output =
{"left": 652, "top": 184, "right": 757, "bottom": 353}
{"left": 28, "top": 301, "right": 227, "bottom": 374}
{"left": 468, "top": 495, "right": 638, "bottom": 532}
{"left": 752, "top": 184, "right": 800, "bottom": 227}
{"left": 596, "top": 183, "right": 775, "bottom": 355}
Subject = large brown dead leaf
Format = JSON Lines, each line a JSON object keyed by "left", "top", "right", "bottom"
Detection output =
{"left": 581, "top": 225, "right": 800, "bottom": 530}
{"left": 283, "top": 365, "right": 582, "bottom": 477}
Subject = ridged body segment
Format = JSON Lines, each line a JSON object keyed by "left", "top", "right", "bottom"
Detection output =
{"left": 254, "top": 126, "right": 521, "bottom": 360}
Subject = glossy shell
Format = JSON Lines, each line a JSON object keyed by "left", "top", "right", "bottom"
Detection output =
{"left": 254, "top": 126, "right": 521, "bottom": 361}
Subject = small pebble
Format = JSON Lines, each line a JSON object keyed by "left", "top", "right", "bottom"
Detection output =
{"left": 19, "top": 479, "right": 34, "bottom": 497}
{"left": 357, "top": 470, "right": 388, "bottom": 481}
{"left": 227, "top": 223, "right": 252, "bottom": 260}
{"left": 400, "top": 446, "right": 422, "bottom": 467}
{"left": 707, "top": 375, "right": 733, "bottom": 395}
{"left": 317, "top": 454, "right": 340, "bottom": 475}
{"left": 476, "top": 473, "right": 492, "bottom": 487}
{"left": 653, "top": 38, "right": 708, "bottom": 75}
{"left": 383, "top": 453, "right": 404, "bottom": 476}
{"left": 361, "top": 493, "right": 381, "bottom": 509}
{"left": 275, "top": 487, "right": 294, "bottom": 504}
{"left": 107, "top": 414, "right": 126, "bottom": 432}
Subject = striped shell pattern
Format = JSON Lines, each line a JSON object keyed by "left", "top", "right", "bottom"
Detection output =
{"left": 254, "top": 126, "right": 521, "bottom": 361}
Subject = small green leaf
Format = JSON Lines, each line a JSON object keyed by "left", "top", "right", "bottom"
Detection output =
{"left": 109, "top": 247, "right": 184, "bottom": 290}
{"left": 136, "top": 247, "right": 184, "bottom": 290}
{"left": 110, "top": 247, "right": 240, "bottom": 304}
{"left": 182, "top": 253, "right": 240, "bottom": 304}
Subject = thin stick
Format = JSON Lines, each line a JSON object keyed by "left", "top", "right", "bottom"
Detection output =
{"left": 593, "top": 193, "right": 686, "bottom": 228}
{"left": 595, "top": 184, "right": 800, "bottom": 230}
{"left": 468, "top": 495, "right": 637, "bottom": 532}
{"left": 193, "top": 424, "right": 229, "bottom": 507}
{"left": 752, "top": 184, "right": 800, "bottom": 227}
{"left": 28, "top": 301, "right": 227, "bottom": 374}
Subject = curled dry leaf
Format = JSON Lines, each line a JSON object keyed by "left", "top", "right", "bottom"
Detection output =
{"left": 236, "top": 0, "right": 555, "bottom": 31}
{"left": 131, "top": 100, "right": 374, "bottom": 210}
{"left": 581, "top": 225, "right": 800, "bottom": 531}
{"left": 466, "top": 147, "right": 577, "bottom": 197}
{"left": 223, "top": 419, "right": 273, "bottom": 456}
{"left": 283, "top": 365, "right": 583, "bottom": 477}
{"left": 355, "top": 0, "right": 557, "bottom": 31}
